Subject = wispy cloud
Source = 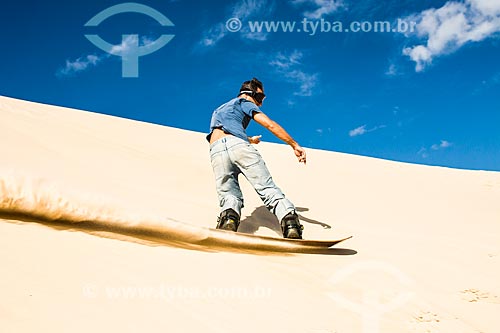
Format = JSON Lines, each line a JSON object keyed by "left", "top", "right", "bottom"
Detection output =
{"left": 200, "top": 24, "right": 227, "bottom": 47}
{"left": 109, "top": 35, "right": 141, "bottom": 54}
{"left": 287, "top": 70, "right": 318, "bottom": 96}
{"left": 431, "top": 140, "right": 452, "bottom": 150}
{"left": 418, "top": 140, "right": 453, "bottom": 158}
{"left": 316, "top": 127, "right": 332, "bottom": 136}
{"left": 349, "top": 125, "right": 367, "bottom": 137}
{"left": 349, "top": 124, "right": 386, "bottom": 137}
{"left": 403, "top": 0, "right": 500, "bottom": 72}
{"left": 417, "top": 147, "right": 429, "bottom": 159}
{"left": 269, "top": 50, "right": 318, "bottom": 96}
{"left": 56, "top": 36, "right": 157, "bottom": 77}
{"left": 291, "top": 0, "right": 344, "bottom": 19}
{"left": 385, "top": 63, "right": 400, "bottom": 77}
{"left": 232, "top": 0, "right": 271, "bottom": 20}
{"left": 56, "top": 55, "right": 102, "bottom": 77}
{"left": 269, "top": 50, "right": 303, "bottom": 69}
{"left": 199, "top": 0, "right": 275, "bottom": 48}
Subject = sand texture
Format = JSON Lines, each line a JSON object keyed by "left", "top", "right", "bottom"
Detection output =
{"left": 1, "top": 95, "right": 499, "bottom": 333}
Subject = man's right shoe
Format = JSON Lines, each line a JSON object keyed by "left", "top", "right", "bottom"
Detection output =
{"left": 280, "top": 211, "right": 303, "bottom": 239}
{"left": 216, "top": 209, "right": 240, "bottom": 232}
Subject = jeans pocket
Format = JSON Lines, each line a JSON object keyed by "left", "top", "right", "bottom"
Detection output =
{"left": 233, "top": 144, "right": 262, "bottom": 169}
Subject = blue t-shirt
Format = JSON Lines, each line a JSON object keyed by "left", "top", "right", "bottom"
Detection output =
{"left": 207, "top": 97, "right": 261, "bottom": 142}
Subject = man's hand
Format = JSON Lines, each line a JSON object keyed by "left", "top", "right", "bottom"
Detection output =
{"left": 248, "top": 135, "right": 262, "bottom": 144}
{"left": 253, "top": 112, "right": 306, "bottom": 163}
{"left": 293, "top": 145, "right": 307, "bottom": 164}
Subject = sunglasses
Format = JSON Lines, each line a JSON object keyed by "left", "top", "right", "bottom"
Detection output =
{"left": 253, "top": 92, "right": 266, "bottom": 104}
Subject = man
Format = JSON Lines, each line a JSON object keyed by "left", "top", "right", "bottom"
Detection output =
{"left": 207, "top": 77, "right": 307, "bottom": 239}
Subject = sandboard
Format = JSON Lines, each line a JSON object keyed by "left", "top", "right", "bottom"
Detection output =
{"left": 201, "top": 227, "right": 352, "bottom": 252}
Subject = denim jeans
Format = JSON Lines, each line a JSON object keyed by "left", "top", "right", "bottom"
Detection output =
{"left": 209, "top": 136, "right": 295, "bottom": 222}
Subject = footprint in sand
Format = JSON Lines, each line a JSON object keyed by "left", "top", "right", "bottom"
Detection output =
{"left": 461, "top": 289, "right": 500, "bottom": 304}
{"left": 414, "top": 311, "right": 441, "bottom": 323}
{"left": 411, "top": 311, "right": 484, "bottom": 332}
{"left": 410, "top": 311, "right": 442, "bottom": 333}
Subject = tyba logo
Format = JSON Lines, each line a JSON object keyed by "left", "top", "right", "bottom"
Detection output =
{"left": 84, "top": 2, "right": 175, "bottom": 78}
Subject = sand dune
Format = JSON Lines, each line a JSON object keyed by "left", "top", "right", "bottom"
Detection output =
{"left": 1, "top": 95, "right": 499, "bottom": 332}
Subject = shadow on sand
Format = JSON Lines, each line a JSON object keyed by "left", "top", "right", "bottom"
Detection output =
{"left": 239, "top": 206, "right": 333, "bottom": 235}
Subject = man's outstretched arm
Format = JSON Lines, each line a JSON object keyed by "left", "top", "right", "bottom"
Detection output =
{"left": 253, "top": 112, "right": 306, "bottom": 164}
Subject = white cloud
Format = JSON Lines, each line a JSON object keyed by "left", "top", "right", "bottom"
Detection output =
{"left": 403, "top": 0, "right": 500, "bottom": 72}
{"left": 57, "top": 35, "right": 158, "bottom": 77}
{"left": 232, "top": 0, "right": 270, "bottom": 19}
{"left": 316, "top": 128, "right": 332, "bottom": 136}
{"left": 349, "top": 125, "right": 367, "bottom": 137}
{"left": 419, "top": 140, "right": 452, "bottom": 158}
{"left": 199, "top": 0, "right": 274, "bottom": 48}
{"left": 57, "top": 54, "right": 102, "bottom": 77}
{"left": 269, "top": 50, "right": 318, "bottom": 96}
{"left": 418, "top": 147, "right": 429, "bottom": 159}
{"left": 385, "top": 63, "right": 399, "bottom": 76}
{"left": 200, "top": 24, "right": 226, "bottom": 47}
{"left": 110, "top": 35, "right": 138, "bottom": 54}
{"left": 269, "top": 50, "right": 303, "bottom": 69}
{"left": 403, "top": 45, "right": 432, "bottom": 72}
{"left": 349, "top": 124, "right": 386, "bottom": 137}
{"left": 140, "top": 36, "right": 156, "bottom": 47}
{"left": 290, "top": 70, "right": 318, "bottom": 96}
{"left": 470, "top": 0, "right": 500, "bottom": 16}
{"left": 431, "top": 140, "right": 452, "bottom": 150}
{"left": 109, "top": 35, "right": 160, "bottom": 54}
{"left": 292, "top": 0, "right": 344, "bottom": 19}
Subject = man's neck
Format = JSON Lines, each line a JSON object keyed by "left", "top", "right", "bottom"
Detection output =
{"left": 238, "top": 94, "right": 258, "bottom": 105}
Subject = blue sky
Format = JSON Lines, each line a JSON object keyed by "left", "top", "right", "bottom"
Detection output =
{"left": 1, "top": 0, "right": 499, "bottom": 171}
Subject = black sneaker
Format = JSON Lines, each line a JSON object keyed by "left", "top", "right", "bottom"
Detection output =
{"left": 216, "top": 209, "right": 240, "bottom": 232}
{"left": 280, "top": 211, "right": 303, "bottom": 239}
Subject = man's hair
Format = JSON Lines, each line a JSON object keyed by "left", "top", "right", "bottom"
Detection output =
{"left": 239, "top": 77, "right": 264, "bottom": 94}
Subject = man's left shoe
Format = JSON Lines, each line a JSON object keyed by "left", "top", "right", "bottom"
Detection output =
{"left": 280, "top": 211, "right": 303, "bottom": 239}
